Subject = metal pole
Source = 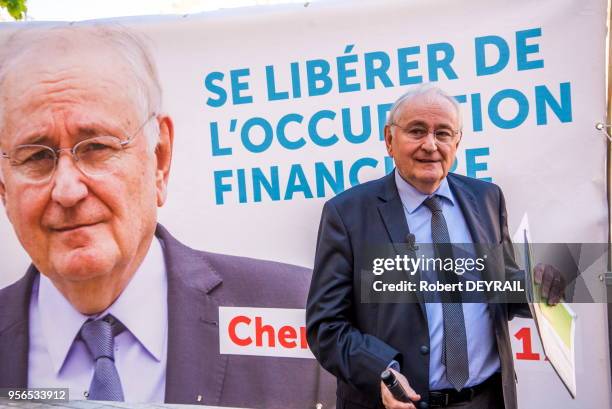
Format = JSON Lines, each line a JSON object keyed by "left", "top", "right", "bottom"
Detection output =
{"left": 606, "top": 0, "right": 612, "bottom": 387}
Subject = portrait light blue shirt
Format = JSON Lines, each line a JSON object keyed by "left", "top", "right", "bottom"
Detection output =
{"left": 394, "top": 169, "right": 500, "bottom": 390}
{"left": 28, "top": 237, "right": 168, "bottom": 402}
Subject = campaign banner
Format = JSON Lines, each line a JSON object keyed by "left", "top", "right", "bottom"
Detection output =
{"left": 0, "top": 0, "right": 609, "bottom": 408}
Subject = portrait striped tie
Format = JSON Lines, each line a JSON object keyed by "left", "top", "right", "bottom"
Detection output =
{"left": 80, "top": 314, "right": 125, "bottom": 401}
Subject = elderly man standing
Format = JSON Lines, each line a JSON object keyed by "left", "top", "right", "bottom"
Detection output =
{"left": 306, "top": 84, "right": 566, "bottom": 409}
{"left": 0, "top": 25, "right": 332, "bottom": 408}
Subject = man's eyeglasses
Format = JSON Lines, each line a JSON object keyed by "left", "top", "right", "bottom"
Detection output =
{"left": 390, "top": 123, "right": 461, "bottom": 145}
{"left": 1, "top": 113, "right": 157, "bottom": 184}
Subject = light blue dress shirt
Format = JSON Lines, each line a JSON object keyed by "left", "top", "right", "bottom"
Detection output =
{"left": 394, "top": 169, "right": 500, "bottom": 390}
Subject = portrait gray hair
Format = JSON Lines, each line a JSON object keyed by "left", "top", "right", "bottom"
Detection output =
{"left": 0, "top": 23, "right": 163, "bottom": 150}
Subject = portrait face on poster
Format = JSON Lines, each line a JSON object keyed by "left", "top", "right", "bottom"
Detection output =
{"left": 0, "top": 28, "right": 174, "bottom": 314}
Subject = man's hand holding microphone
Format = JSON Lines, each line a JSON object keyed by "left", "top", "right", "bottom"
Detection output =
{"left": 380, "top": 368, "right": 421, "bottom": 409}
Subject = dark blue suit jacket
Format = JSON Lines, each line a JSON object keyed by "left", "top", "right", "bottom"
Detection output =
{"left": 306, "top": 172, "right": 529, "bottom": 409}
{"left": 0, "top": 224, "right": 335, "bottom": 408}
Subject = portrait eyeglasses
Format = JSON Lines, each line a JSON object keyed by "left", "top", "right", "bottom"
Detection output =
{"left": 390, "top": 123, "right": 461, "bottom": 145}
{"left": 0, "top": 113, "right": 157, "bottom": 184}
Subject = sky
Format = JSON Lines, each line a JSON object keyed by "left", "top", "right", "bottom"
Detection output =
{"left": 6, "top": 0, "right": 314, "bottom": 21}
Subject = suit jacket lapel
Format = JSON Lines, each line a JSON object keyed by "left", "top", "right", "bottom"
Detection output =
{"left": 157, "top": 225, "right": 227, "bottom": 406}
{"left": 377, "top": 172, "right": 412, "bottom": 253}
{"left": 376, "top": 172, "right": 426, "bottom": 315}
{"left": 0, "top": 265, "right": 37, "bottom": 388}
{"left": 447, "top": 175, "right": 489, "bottom": 244}
{"left": 447, "top": 175, "right": 499, "bottom": 318}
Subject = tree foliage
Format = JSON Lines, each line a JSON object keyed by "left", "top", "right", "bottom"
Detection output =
{"left": 0, "top": 0, "right": 27, "bottom": 20}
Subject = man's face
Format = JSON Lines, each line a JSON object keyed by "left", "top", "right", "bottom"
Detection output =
{"left": 384, "top": 92, "right": 460, "bottom": 194}
{"left": 0, "top": 43, "right": 173, "bottom": 311}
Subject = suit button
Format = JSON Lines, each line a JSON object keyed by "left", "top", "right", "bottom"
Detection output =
{"left": 420, "top": 345, "right": 429, "bottom": 355}
{"left": 418, "top": 401, "right": 428, "bottom": 409}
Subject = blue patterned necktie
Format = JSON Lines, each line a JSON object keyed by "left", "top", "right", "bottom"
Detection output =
{"left": 80, "top": 314, "right": 125, "bottom": 401}
{"left": 423, "top": 195, "right": 469, "bottom": 391}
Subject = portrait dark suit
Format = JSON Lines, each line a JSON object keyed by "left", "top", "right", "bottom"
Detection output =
{"left": 306, "top": 171, "right": 529, "bottom": 409}
{"left": 0, "top": 224, "right": 334, "bottom": 409}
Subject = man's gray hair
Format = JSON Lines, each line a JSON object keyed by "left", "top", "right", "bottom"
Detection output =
{"left": 386, "top": 83, "right": 463, "bottom": 131}
{"left": 0, "top": 23, "right": 162, "bottom": 150}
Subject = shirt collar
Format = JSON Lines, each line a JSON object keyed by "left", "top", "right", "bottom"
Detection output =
{"left": 38, "top": 237, "right": 168, "bottom": 374}
{"left": 394, "top": 168, "right": 455, "bottom": 214}
{"left": 37, "top": 274, "right": 88, "bottom": 375}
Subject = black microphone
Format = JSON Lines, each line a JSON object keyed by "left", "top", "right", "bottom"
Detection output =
{"left": 381, "top": 369, "right": 412, "bottom": 403}
{"left": 405, "top": 233, "right": 419, "bottom": 251}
